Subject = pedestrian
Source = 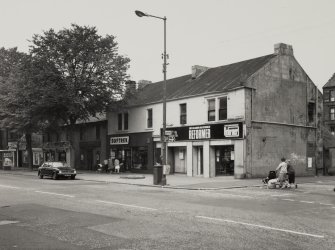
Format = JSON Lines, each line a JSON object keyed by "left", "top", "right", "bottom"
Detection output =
{"left": 276, "top": 157, "right": 287, "bottom": 188}
{"left": 108, "top": 157, "right": 114, "bottom": 174}
{"left": 114, "top": 158, "right": 120, "bottom": 173}
{"left": 286, "top": 160, "right": 296, "bottom": 188}
{"left": 103, "top": 158, "right": 108, "bottom": 173}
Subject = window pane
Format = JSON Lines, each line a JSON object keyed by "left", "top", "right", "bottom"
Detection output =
{"left": 208, "top": 111, "right": 215, "bottom": 121}
{"left": 147, "top": 109, "right": 153, "bottom": 128}
{"left": 219, "top": 97, "right": 227, "bottom": 120}
{"left": 324, "top": 91, "right": 330, "bottom": 102}
{"left": 124, "top": 113, "right": 128, "bottom": 130}
{"left": 331, "top": 91, "right": 335, "bottom": 102}
{"left": 118, "top": 113, "right": 122, "bottom": 130}
{"left": 208, "top": 99, "right": 215, "bottom": 121}
{"left": 180, "top": 104, "right": 187, "bottom": 124}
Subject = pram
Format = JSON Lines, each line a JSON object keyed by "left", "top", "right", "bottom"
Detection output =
{"left": 262, "top": 170, "right": 292, "bottom": 189}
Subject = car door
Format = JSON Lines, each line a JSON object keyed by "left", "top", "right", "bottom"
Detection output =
{"left": 40, "top": 163, "right": 48, "bottom": 175}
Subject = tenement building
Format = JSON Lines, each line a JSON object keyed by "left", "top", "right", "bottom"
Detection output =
{"left": 107, "top": 43, "right": 323, "bottom": 178}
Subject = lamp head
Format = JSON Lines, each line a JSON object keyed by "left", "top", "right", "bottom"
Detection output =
{"left": 135, "top": 10, "right": 147, "bottom": 17}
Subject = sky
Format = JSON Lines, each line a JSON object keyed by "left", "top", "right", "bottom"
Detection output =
{"left": 1, "top": 0, "right": 334, "bottom": 91}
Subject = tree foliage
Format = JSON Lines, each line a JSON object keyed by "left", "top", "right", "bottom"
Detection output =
{"left": 29, "top": 24, "right": 130, "bottom": 124}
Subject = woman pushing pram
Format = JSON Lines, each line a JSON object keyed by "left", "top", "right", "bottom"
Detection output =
{"left": 262, "top": 158, "right": 296, "bottom": 189}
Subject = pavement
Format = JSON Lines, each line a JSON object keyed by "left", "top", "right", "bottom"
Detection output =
{"left": 1, "top": 167, "right": 335, "bottom": 190}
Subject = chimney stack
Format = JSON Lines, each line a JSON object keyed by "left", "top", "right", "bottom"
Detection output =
{"left": 274, "top": 43, "right": 293, "bottom": 56}
{"left": 125, "top": 80, "right": 137, "bottom": 92}
{"left": 138, "top": 80, "right": 152, "bottom": 89}
{"left": 191, "top": 65, "right": 209, "bottom": 79}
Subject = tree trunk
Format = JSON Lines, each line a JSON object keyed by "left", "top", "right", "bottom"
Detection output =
{"left": 25, "top": 133, "right": 34, "bottom": 170}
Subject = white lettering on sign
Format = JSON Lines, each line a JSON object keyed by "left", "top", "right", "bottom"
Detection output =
{"left": 189, "top": 126, "right": 211, "bottom": 140}
{"left": 224, "top": 124, "right": 239, "bottom": 137}
{"left": 110, "top": 136, "right": 129, "bottom": 145}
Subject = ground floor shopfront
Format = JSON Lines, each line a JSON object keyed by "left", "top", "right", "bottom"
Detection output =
{"left": 161, "top": 122, "right": 245, "bottom": 178}
{"left": 108, "top": 132, "right": 154, "bottom": 173}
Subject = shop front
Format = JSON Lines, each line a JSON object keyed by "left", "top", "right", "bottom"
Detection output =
{"left": 164, "top": 122, "right": 244, "bottom": 178}
{"left": 42, "top": 141, "right": 71, "bottom": 165}
{"left": 108, "top": 132, "right": 154, "bottom": 173}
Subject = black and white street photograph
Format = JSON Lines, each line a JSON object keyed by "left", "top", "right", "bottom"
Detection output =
{"left": 0, "top": 0, "right": 335, "bottom": 249}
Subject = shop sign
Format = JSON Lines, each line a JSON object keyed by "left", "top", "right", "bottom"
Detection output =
{"left": 165, "top": 122, "right": 243, "bottom": 141}
{"left": 110, "top": 136, "right": 129, "bottom": 145}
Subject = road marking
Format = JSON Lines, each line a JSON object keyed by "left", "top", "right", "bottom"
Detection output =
{"left": 299, "top": 201, "right": 315, "bottom": 204}
{"left": 34, "top": 191, "right": 75, "bottom": 198}
{"left": 0, "top": 185, "right": 21, "bottom": 189}
{"left": 0, "top": 220, "right": 19, "bottom": 226}
{"left": 282, "top": 199, "right": 295, "bottom": 201}
{"left": 195, "top": 216, "right": 325, "bottom": 239}
{"left": 271, "top": 194, "right": 294, "bottom": 197}
{"left": 96, "top": 200, "right": 157, "bottom": 211}
{"left": 319, "top": 203, "right": 333, "bottom": 206}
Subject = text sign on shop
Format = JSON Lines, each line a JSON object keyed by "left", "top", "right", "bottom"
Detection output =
{"left": 224, "top": 124, "right": 240, "bottom": 137}
{"left": 165, "top": 122, "right": 243, "bottom": 141}
{"left": 110, "top": 136, "right": 129, "bottom": 145}
{"left": 189, "top": 126, "right": 211, "bottom": 140}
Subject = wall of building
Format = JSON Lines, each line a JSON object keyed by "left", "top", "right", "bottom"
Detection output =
{"left": 245, "top": 52, "right": 322, "bottom": 177}
{"left": 108, "top": 89, "right": 245, "bottom": 136}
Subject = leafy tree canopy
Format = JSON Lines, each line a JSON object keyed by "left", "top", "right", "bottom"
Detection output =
{"left": 29, "top": 24, "right": 130, "bottom": 125}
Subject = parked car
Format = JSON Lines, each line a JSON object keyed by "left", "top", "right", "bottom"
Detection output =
{"left": 38, "top": 161, "right": 76, "bottom": 180}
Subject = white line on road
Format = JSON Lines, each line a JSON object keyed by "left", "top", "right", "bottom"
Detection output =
{"left": 299, "top": 201, "right": 315, "bottom": 204}
{"left": 34, "top": 191, "right": 75, "bottom": 198}
{"left": 319, "top": 203, "right": 333, "bottom": 206}
{"left": 271, "top": 194, "right": 294, "bottom": 197}
{"left": 195, "top": 215, "right": 325, "bottom": 239}
{"left": 282, "top": 199, "right": 295, "bottom": 201}
{"left": 96, "top": 200, "right": 158, "bottom": 211}
{"left": 0, "top": 220, "right": 19, "bottom": 226}
{"left": 0, "top": 184, "right": 21, "bottom": 189}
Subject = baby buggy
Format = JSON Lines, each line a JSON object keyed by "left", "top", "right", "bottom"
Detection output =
{"left": 262, "top": 170, "right": 292, "bottom": 189}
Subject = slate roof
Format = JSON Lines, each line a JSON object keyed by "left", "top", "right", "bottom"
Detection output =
{"left": 129, "top": 54, "right": 276, "bottom": 106}
{"left": 323, "top": 73, "right": 335, "bottom": 88}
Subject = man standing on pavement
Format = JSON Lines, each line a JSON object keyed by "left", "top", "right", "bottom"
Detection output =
{"left": 276, "top": 157, "right": 287, "bottom": 188}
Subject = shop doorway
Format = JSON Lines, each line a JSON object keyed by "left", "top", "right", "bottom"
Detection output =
{"left": 215, "top": 145, "right": 234, "bottom": 176}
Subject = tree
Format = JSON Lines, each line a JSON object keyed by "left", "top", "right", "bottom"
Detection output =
{"left": 29, "top": 24, "right": 130, "bottom": 125}
{"left": 0, "top": 47, "right": 65, "bottom": 169}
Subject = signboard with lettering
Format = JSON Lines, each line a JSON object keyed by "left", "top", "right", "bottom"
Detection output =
{"left": 164, "top": 122, "right": 243, "bottom": 141}
{"left": 110, "top": 136, "right": 129, "bottom": 145}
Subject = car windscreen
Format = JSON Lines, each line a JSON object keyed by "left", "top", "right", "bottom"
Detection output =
{"left": 52, "top": 162, "right": 69, "bottom": 168}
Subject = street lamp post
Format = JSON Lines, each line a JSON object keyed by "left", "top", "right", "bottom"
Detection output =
{"left": 135, "top": 10, "right": 168, "bottom": 185}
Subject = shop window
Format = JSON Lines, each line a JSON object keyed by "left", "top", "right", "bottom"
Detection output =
{"left": 132, "top": 147, "right": 148, "bottom": 170}
{"left": 147, "top": 109, "right": 153, "bottom": 128}
{"left": 180, "top": 103, "right": 187, "bottom": 125}
{"left": 208, "top": 99, "right": 215, "bottom": 121}
{"left": 219, "top": 97, "right": 227, "bottom": 120}
{"left": 330, "top": 108, "right": 335, "bottom": 121}
{"left": 118, "top": 113, "right": 122, "bottom": 130}
{"left": 324, "top": 90, "right": 330, "bottom": 102}
{"left": 124, "top": 113, "right": 128, "bottom": 130}
{"left": 308, "top": 102, "right": 315, "bottom": 123}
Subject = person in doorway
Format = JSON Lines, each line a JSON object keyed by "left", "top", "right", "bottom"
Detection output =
{"left": 286, "top": 160, "right": 296, "bottom": 188}
{"left": 114, "top": 158, "right": 120, "bottom": 173}
{"left": 276, "top": 157, "right": 287, "bottom": 188}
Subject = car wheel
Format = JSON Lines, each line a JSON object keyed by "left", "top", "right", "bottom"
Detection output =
{"left": 38, "top": 171, "right": 43, "bottom": 179}
{"left": 71, "top": 175, "right": 75, "bottom": 180}
{"left": 52, "top": 172, "right": 58, "bottom": 180}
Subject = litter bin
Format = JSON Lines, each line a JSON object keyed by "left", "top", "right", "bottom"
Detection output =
{"left": 153, "top": 164, "right": 163, "bottom": 185}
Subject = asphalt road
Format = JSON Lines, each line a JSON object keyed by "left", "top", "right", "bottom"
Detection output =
{"left": 0, "top": 174, "right": 334, "bottom": 250}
